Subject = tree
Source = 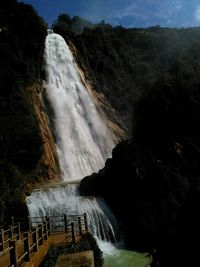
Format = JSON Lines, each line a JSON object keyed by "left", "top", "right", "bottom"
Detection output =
{"left": 57, "top": 13, "right": 71, "bottom": 25}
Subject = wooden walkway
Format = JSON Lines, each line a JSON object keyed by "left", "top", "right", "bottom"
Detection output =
{"left": 0, "top": 214, "right": 88, "bottom": 267}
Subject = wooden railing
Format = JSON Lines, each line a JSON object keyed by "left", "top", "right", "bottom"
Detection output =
{"left": 0, "top": 220, "right": 50, "bottom": 266}
{"left": 28, "top": 213, "right": 88, "bottom": 243}
{"left": 9, "top": 220, "right": 50, "bottom": 266}
{"left": 0, "top": 213, "right": 88, "bottom": 267}
{"left": 0, "top": 223, "right": 20, "bottom": 251}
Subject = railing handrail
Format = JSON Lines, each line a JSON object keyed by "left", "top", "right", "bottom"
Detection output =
{"left": 14, "top": 214, "right": 85, "bottom": 219}
{"left": 0, "top": 213, "right": 88, "bottom": 267}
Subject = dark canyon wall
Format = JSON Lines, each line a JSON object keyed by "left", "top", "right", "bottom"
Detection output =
{"left": 0, "top": 0, "right": 60, "bottom": 223}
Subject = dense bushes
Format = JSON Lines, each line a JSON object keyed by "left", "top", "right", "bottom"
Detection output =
{"left": 52, "top": 13, "right": 95, "bottom": 36}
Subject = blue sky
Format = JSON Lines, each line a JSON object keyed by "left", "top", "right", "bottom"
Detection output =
{"left": 20, "top": 0, "right": 200, "bottom": 28}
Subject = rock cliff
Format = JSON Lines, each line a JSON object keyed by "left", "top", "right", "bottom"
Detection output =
{"left": 26, "top": 81, "right": 61, "bottom": 186}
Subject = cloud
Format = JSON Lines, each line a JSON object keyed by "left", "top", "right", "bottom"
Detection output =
{"left": 195, "top": 5, "right": 200, "bottom": 23}
{"left": 112, "top": 0, "right": 180, "bottom": 19}
{"left": 106, "top": 0, "right": 184, "bottom": 27}
{"left": 111, "top": 3, "right": 137, "bottom": 19}
{"left": 109, "top": 2, "right": 151, "bottom": 21}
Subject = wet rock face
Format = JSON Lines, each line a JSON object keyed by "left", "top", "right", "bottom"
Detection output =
{"left": 27, "top": 81, "right": 61, "bottom": 183}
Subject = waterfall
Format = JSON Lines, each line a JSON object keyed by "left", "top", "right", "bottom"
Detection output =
{"left": 26, "top": 185, "right": 118, "bottom": 242}
{"left": 26, "top": 31, "right": 119, "bottom": 243}
{"left": 43, "top": 32, "right": 116, "bottom": 181}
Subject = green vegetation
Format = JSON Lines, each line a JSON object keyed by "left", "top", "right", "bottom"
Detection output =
{"left": 0, "top": 0, "right": 47, "bottom": 223}
{"left": 52, "top": 13, "right": 96, "bottom": 36}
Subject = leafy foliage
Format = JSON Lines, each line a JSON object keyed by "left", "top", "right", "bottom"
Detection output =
{"left": 52, "top": 13, "right": 95, "bottom": 36}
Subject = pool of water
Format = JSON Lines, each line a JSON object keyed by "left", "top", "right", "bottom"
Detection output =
{"left": 98, "top": 241, "right": 151, "bottom": 267}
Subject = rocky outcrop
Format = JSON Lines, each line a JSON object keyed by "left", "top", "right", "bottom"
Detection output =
{"left": 80, "top": 141, "right": 189, "bottom": 250}
{"left": 26, "top": 80, "right": 61, "bottom": 185}
{"left": 80, "top": 77, "right": 200, "bottom": 266}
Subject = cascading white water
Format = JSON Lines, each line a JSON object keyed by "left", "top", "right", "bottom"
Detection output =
{"left": 26, "top": 31, "right": 119, "bottom": 243}
{"left": 44, "top": 32, "right": 116, "bottom": 181}
{"left": 26, "top": 184, "right": 118, "bottom": 242}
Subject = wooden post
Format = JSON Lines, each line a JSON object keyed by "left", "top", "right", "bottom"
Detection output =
{"left": 84, "top": 213, "right": 88, "bottom": 231}
{"left": 0, "top": 229, "right": 4, "bottom": 251}
{"left": 9, "top": 240, "right": 17, "bottom": 266}
{"left": 45, "top": 216, "right": 49, "bottom": 236}
{"left": 64, "top": 214, "right": 68, "bottom": 232}
{"left": 28, "top": 216, "right": 31, "bottom": 232}
{"left": 17, "top": 222, "right": 21, "bottom": 240}
{"left": 46, "top": 220, "right": 49, "bottom": 238}
{"left": 24, "top": 232, "right": 30, "bottom": 261}
{"left": 43, "top": 221, "right": 48, "bottom": 240}
{"left": 9, "top": 225, "right": 14, "bottom": 240}
{"left": 47, "top": 217, "right": 51, "bottom": 235}
{"left": 42, "top": 222, "right": 44, "bottom": 241}
{"left": 32, "top": 227, "right": 38, "bottom": 252}
{"left": 78, "top": 217, "right": 82, "bottom": 235}
{"left": 11, "top": 216, "right": 14, "bottom": 226}
{"left": 38, "top": 224, "right": 43, "bottom": 245}
{"left": 71, "top": 223, "right": 75, "bottom": 244}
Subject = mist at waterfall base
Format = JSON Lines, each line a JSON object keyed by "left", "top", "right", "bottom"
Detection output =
{"left": 26, "top": 32, "right": 149, "bottom": 266}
